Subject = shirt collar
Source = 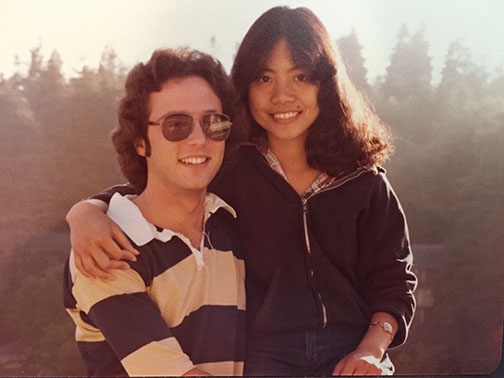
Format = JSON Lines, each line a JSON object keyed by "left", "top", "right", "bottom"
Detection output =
{"left": 250, "top": 142, "right": 335, "bottom": 198}
{"left": 106, "top": 192, "right": 236, "bottom": 247}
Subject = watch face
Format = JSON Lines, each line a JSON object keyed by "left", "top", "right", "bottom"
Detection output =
{"left": 383, "top": 322, "right": 393, "bottom": 333}
{"left": 370, "top": 321, "right": 393, "bottom": 335}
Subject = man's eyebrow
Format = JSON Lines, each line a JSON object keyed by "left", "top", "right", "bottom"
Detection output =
{"left": 157, "top": 109, "right": 222, "bottom": 118}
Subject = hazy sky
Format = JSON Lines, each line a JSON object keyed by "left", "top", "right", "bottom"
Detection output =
{"left": 1, "top": 0, "right": 503, "bottom": 83}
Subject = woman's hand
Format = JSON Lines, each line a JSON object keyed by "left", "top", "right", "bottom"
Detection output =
{"left": 332, "top": 312, "right": 396, "bottom": 375}
{"left": 332, "top": 349, "right": 385, "bottom": 376}
{"left": 67, "top": 200, "right": 139, "bottom": 280}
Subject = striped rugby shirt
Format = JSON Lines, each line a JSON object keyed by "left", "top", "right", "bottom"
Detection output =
{"left": 63, "top": 192, "right": 246, "bottom": 376}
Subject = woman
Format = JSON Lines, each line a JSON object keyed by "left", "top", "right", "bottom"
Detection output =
{"left": 67, "top": 6, "right": 417, "bottom": 376}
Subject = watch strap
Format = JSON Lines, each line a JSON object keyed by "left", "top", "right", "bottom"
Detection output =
{"left": 369, "top": 321, "right": 394, "bottom": 338}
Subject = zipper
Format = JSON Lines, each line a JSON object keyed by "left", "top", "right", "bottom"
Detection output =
{"left": 253, "top": 146, "right": 376, "bottom": 330}
{"left": 305, "top": 164, "right": 377, "bottom": 202}
{"left": 301, "top": 165, "right": 376, "bottom": 329}
{"left": 302, "top": 198, "right": 328, "bottom": 328}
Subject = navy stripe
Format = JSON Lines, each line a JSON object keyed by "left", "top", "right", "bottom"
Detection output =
{"left": 93, "top": 184, "right": 137, "bottom": 204}
{"left": 62, "top": 257, "right": 77, "bottom": 308}
{"left": 80, "top": 310, "right": 97, "bottom": 328}
{"left": 204, "top": 208, "right": 242, "bottom": 258}
{"left": 172, "top": 306, "right": 246, "bottom": 364}
{"left": 88, "top": 292, "right": 172, "bottom": 359}
{"left": 77, "top": 340, "right": 127, "bottom": 376}
{"left": 129, "top": 237, "right": 192, "bottom": 284}
{"left": 128, "top": 210, "right": 242, "bottom": 284}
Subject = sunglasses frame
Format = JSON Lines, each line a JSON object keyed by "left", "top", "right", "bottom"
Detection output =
{"left": 148, "top": 111, "right": 232, "bottom": 142}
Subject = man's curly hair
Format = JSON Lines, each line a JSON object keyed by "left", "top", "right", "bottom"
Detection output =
{"left": 112, "top": 47, "right": 245, "bottom": 192}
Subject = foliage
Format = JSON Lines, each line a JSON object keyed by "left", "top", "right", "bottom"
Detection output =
{"left": 1, "top": 30, "right": 503, "bottom": 376}
{"left": 336, "top": 30, "right": 371, "bottom": 95}
{"left": 0, "top": 45, "right": 125, "bottom": 376}
{"left": 1, "top": 263, "right": 84, "bottom": 375}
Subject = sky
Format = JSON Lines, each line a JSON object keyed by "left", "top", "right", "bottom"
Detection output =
{"left": 0, "top": 0, "right": 503, "bottom": 84}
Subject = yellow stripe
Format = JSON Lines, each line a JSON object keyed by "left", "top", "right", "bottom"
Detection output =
{"left": 121, "top": 338, "right": 244, "bottom": 376}
{"left": 197, "top": 360, "right": 244, "bottom": 376}
{"left": 70, "top": 251, "right": 146, "bottom": 313}
{"left": 121, "top": 337, "right": 195, "bottom": 376}
{"left": 66, "top": 308, "right": 106, "bottom": 342}
{"left": 149, "top": 248, "right": 245, "bottom": 327}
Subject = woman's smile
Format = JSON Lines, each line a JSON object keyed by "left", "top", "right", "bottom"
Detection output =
{"left": 248, "top": 38, "right": 320, "bottom": 146}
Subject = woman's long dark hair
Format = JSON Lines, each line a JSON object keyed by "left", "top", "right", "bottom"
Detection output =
{"left": 231, "top": 6, "right": 393, "bottom": 177}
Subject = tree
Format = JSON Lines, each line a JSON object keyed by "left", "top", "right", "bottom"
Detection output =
{"left": 379, "top": 25, "right": 433, "bottom": 100}
{"left": 373, "top": 25, "right": 435, "bottom": 144}
{"left": 384, "top": 36, "right": 504, "bottom": 376}
{"left": 0, "top": 45, "right": 127, "bottom": 376}
{"left": 336, "top": 30, "right": 371, "bottom": 94}
{"left": 50, "top": 45, "right": 126, "bottom": 215}
{"left": 1, "top": 37, "right": 502, "bottom": 376}
{"left": 436, "top": 40, "right": 488, "bottom": 123}
{"left": 0, "top": 77, "right": 42, "bottom": 228}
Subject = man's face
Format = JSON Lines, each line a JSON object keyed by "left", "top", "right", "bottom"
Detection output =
{"left": 137, "top": 76, "right": 226, "bottom": 196}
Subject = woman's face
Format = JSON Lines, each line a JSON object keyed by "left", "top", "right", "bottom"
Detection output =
{"left": 248, "top": 39, "right": 320, "bottom": 147}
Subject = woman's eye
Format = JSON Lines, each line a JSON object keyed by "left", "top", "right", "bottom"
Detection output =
{"left": 258, "top": 75, "right": 271, "bottom": 83}
{"left": 295, "top": 73, "right": 307, "bottom": 81}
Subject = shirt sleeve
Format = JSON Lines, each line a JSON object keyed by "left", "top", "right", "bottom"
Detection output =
{"left": 70, "top": 252, "right": 196, "bottom": 376}
{"left": 90, "top": 183, "right": 138, "bottom": 204}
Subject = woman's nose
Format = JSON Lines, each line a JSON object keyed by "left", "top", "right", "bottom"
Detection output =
{"left": 271, "top": 81, "right": 296, "bottom": 104}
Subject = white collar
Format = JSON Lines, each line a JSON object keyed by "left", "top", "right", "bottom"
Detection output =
{"left": 106, "top": 192, "right": 236, "bottom": 247}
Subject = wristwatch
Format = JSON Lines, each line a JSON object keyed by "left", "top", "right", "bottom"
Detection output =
{"left": 369, "top": 321, "right": 394, "bottom": 337}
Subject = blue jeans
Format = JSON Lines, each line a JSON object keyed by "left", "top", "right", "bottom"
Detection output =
{"left": 244, "top": 325, "right": 394, "bottom": 376}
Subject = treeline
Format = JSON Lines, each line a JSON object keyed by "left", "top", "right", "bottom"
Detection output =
{"left": 0, "top": 26, "right": 502, "bottom": 375}
{"left": 0, "top": 45, "right": 127, "bottom": 231}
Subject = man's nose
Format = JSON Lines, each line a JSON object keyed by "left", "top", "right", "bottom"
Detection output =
{"left": 187, "top": 122, "right": 207, "bottom": 144}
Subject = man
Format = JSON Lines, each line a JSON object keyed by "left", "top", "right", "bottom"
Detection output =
{"left": 63, "top": 48, "right": 246, "bottom": 376}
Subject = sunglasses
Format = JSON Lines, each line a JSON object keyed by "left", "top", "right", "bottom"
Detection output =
{"left": 148, "top": 112, "right": 232, "bottom": 142}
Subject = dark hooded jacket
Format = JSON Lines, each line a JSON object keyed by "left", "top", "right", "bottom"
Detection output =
{"left": 214, "top": 145, "right": 417, "bottom": 348}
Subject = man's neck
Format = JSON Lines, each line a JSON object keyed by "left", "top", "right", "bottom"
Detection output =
{"left": 133, "top": 185, "right": 207, "bottom": 249}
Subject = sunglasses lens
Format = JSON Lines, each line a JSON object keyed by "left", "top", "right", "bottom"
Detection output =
{"left": 158, "top": 113, "right": 231, "bottom": 141}
{"left": 202, "top": 113, "right": 232, "bottom": 141}
{"left": 161, "top": 114, "right": 193, "bottom": 141}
